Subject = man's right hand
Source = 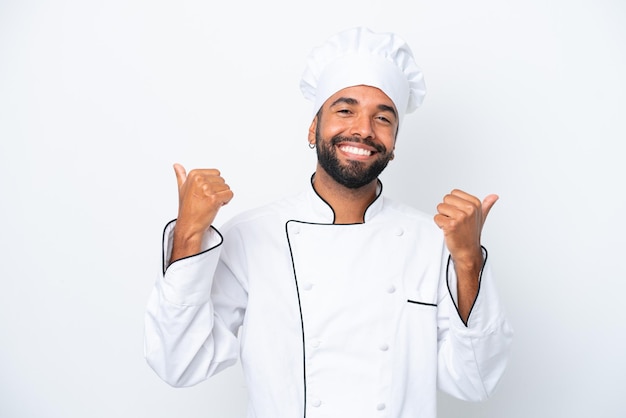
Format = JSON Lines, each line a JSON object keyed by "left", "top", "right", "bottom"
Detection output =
{"left": 170, "top": 163, "right": 234, "bottom": 264}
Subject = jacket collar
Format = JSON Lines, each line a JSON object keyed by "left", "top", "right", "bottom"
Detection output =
{"left": 305, "top": 174, "right": 384, "bottom": 224}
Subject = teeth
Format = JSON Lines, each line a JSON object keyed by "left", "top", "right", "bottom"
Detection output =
{"left": 339, "top": 145, "right": 372, "bottom": 156}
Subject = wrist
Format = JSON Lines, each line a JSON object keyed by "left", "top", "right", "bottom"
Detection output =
{"left": 170, "top": 225, "right": 207, "bottom": 264}
{"left": 451, "top": 247, "right": 484, "bottom": 275}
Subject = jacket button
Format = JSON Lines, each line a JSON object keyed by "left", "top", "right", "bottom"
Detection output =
{"left": 379, "top": 343, "right": 389, "bottom": 351}
{"left": 302, "top": 282, "right": 314, "bottom": 291}
{"left": 387, "top": 285, "right": 396, "bottom": 294}
{"left": 311, "top": 399, "right": 322, "bottom": 407}
{"left": 376, "top": 403, "right": 386, "bottom": 411}
{"left": 393, "top": 227, "right": 403, "bottom": 236}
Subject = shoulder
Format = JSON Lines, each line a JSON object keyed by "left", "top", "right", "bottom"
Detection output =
{"left": 218, "top": 192, "right": 304, "bottom": 233}
{"left": 380, "top": 196, "right": 445, "bottom": 247}
{"left": 382, "top": 196, "right": 435, "bottom": 225}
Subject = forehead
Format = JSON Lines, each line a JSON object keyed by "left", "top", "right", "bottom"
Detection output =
{"left": 324, "top": 85, "right": 396, "bottom": 111}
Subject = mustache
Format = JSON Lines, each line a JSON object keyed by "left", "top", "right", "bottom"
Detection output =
{"left": 330, "top": 136, "right": 387, "bottom": 154}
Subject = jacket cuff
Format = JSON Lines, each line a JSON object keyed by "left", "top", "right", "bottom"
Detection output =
{"left": 158, "top": 220, "right": 223, "bottom": 306}
{"left": 446, "top": 246, "right": 503, "bottom": 331}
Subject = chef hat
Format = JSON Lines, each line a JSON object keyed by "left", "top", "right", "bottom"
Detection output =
{"left": 300, "top": 27, "right": 426, "bottom": 126}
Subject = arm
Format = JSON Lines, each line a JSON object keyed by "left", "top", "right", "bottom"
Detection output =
{"left": 144, "top": 164, "right": 243, "bottom": 387}
{"left": 436, "top": 254, "right": 513, "bottom": 401}
{"left": 434, "top": 190, "right": 513, "bottom": 400}
{"left": 434, "top": 189, "right": 498, "bottom": 325}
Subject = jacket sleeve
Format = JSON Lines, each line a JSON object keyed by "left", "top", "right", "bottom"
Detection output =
{"left": 436, "top": 248, "right": 514, "bottom": 401}
{"left": 143, "top": 220, "right": 247, "bottom": 387}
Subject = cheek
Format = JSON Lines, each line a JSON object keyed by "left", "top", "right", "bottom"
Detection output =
{"left": 376, "top": 130, "right": 396, "bottom": 151}
{"left": 322, "top": 121, "right": 349, "bottom": 138}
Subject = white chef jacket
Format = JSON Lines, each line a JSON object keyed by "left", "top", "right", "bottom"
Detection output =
{"left": 144, "top": 179, "right": 513, "bottom": 418}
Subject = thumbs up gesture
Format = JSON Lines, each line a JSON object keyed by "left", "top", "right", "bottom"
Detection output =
{"left": 170, "top": 163, "right": 234, "bottom": 263}
{"left": 434, "top": 189, "right": 498, "bottom": 269}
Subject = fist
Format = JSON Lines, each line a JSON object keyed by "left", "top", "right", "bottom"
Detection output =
{"left": 173, "top": 163, "right": 234, "bottom": 240}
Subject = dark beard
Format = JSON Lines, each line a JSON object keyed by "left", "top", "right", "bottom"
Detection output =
{"left": 316, "top": 130, "right": 393, "bottom": 189}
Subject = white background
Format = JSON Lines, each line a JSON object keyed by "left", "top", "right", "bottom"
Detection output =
{"left": 1, "top": 0, "right": 625, "bottom": 417}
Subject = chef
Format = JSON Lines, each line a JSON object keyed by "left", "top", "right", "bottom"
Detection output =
{"left": 144, "top": 27, "right": 513, "bottom": 418}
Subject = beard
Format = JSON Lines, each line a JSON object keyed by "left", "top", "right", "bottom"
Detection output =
{"left": 315, "top": 129, "right": 394, "bottom": 189}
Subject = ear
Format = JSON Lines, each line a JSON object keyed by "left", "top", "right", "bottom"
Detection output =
{"left": 308, "top": 116, "right": 318, "bottom": 144}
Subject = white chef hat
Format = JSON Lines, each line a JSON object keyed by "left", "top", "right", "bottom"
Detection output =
{"left": 300, "top": 27, "right": 426, "bottom": 126}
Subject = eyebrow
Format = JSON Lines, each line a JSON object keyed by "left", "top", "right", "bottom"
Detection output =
{"left": 378, "top": 104, "right": 397, "bottom": 119}
{"left": 330, "top": 97, "right": 359, "bottom": 107}
{"left": 330, "top": 97, "right": 397, "bottom": 119}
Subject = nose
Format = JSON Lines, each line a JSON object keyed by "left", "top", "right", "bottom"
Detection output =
{"left": 350, "top": 114, "right": 375, "bottom": 139}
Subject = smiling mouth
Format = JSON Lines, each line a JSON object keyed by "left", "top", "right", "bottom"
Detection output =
{"left": 338, "top": 144, "right": 373, "bottom": 157}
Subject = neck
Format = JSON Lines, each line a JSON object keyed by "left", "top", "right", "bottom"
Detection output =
{"left": 312, "top": 166, "right": 379, "bottom": 224}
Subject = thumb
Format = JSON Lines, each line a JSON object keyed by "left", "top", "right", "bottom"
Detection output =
{"left": 481, "top": 194, "right": 499, "bottom": 222}
{"left": 173, "top": 163, "right": 187, "bottom": 190}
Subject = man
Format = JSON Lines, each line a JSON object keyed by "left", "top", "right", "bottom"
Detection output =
{"left": 144, "top": 27, "right": 513, "bottom": 417}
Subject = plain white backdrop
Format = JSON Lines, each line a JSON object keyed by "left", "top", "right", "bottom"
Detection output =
{"left": 1, "top": 0, "right": 625, "bottom": 417}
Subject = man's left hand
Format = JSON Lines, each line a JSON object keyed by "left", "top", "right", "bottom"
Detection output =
{"left": 434, "top": 189, "right": 498, "bottom": 269}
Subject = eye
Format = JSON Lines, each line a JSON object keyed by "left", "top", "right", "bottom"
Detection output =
{"left": 376, "top": 115, "right": 392, "bottom": 124}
